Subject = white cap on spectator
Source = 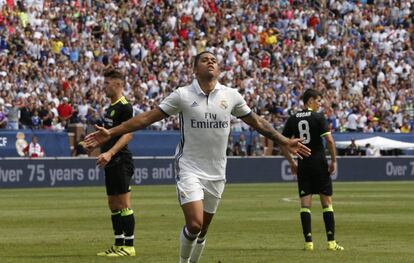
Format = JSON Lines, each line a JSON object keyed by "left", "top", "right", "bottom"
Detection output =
{"left": 0, "top": 71, "right": 6, "bottom": 77}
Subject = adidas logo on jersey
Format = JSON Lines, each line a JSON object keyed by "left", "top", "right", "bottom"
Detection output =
{"left": 191, "top": 101, "right": 199, "bottom": 107}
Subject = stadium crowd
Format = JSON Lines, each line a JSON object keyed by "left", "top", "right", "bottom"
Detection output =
{"left": 0, "top": 0, "right": 413, "bottom": 154}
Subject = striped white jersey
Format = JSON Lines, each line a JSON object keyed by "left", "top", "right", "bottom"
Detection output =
{"left": 158, "top": 79, "right": 251, "bottom": 180}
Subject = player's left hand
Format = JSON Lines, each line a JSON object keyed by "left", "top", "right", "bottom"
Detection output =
{"left": 329, "top": 161, "right": 336, "bottom": 175}
{"left": 287, "top": 138, "right": 311, "bottom": 159}
{"left": 96, "top": 152, "right": 113, "bottom": 167}
{"left": 289, "top": 162, "right": 298, "bottom": 176}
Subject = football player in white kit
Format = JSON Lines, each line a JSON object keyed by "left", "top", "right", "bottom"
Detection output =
{"left": 85, "top": 51, "right": 311, "bottom": 262}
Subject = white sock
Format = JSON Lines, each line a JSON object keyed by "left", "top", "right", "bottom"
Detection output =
{"left": 190, "top": 237, "right": 206, "bottom": 263}
{"left": 179, "top": 227, "right": 199, "bottom": 263}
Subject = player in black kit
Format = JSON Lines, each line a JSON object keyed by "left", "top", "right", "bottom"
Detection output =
{"left": 95, "top": 69, "right": 136, "bottom": 257}
{"left": 282, "top": 88, "right": 344, "bottom": 251}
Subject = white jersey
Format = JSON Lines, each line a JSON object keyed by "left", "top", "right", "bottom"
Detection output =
{"left": 25, "top": 142, "right": 44, "bottom": 157}
{"left": 158, "top": 79, "right": 251, "bottom": 180}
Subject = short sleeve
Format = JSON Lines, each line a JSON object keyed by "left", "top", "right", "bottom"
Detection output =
{"left": 282, "top": 117, "right": 294, "bottom": 138}
{"left": 158, "top": 89, "right": 182, "bottom": 116}
{"left": 318, "top": 113, "right": 330, "bottom": 136}
{"left": 231, "top": 90, "right": 251, "bottom": 118}
{"left": 120, "top": 104, "right": 133, "bottom": 122}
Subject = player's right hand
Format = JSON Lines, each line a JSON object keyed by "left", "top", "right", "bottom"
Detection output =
{"left": 84, "top": 125, "right": 111, "bottom": 149}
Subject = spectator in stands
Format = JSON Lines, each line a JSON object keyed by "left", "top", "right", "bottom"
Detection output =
{"left": 51, "top": 117, "right": 65, "bottom": 132}
{"left": 0, "top": 0, "right": 412, "bottom": 157}
{"left": 400, "top": 121, "right": 411, "bottom": 133}
{"left": 346, "top": 107, "right": 359, "bottom": 132}
{"left": 0, "top": 103, "right": 7, "bottom": 129}
{"left": 73, "top": 135, "right": 89, "bottom": 157}
{"left": 57, "top": 97, "right": 73, "bottom": 122}
{"left": 365, "top": 143, "right": 381, "bottom": 157}
{"left": 238, "top": 133, "right": 248, "bottom": 156}
{"left": 19, "top": 103, "right": 32, "bottom": 129}
{"left": 31, "top": 110, "right": 41, "bottom": 129}
{"left": 232, "top": 142, "right": 243, "bottom": 156}
{"left": 226, "top": 135, "right": 234, "bottom": 156}
{"left": 23, "top": 136, "right": 45, "bottom": 158}
{"left": 248, "top": 136, "right": 264, "bottom": 156}
{"left": 39, "top": 102, "right": 54, "bottom": 130}
{"left": 6, "top": 100, "right": 20, "bottom": 130}
{"left": 345, "top": 138, "right": 361, "bottom": 156}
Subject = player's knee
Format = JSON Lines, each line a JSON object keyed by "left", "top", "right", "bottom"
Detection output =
{"left": 187, "top": 220, "right": 202, "bottom": 234}
{"left": 107, "top": 198, "right": 117, "bottom": 209}
{"left": 108, "top": 197, "right": 123, "bottom": 210}
{"left": 108, "top": 203, "right": 122, "bottom": 211}
{"left": 199, "top": 226, "right": 209, "bottom": 237}
{"left": 108, "top": 194, "right": 131, "bottom": 209}
{"left": 118, "top": 199, "right": 130, "bottom": 209}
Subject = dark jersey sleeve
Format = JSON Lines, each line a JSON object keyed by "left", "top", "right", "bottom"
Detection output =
{"left": 282, "top": 116, "right": 295, "bottom": 138}
{"left": 120, "top": 104, "right": 133, "bottom": 123}
{"left": 317, "top": 112, "right": 330, "bottom": 136}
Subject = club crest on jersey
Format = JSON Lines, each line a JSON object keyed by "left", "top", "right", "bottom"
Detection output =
{"left": 219, "top": 99, "right": 228, "bottom": 110}
{"left": 104, "top": 117, "right": 113, "bottom": 126}
{"left": 110, "top": 110, "right": 115, "bottom": 117}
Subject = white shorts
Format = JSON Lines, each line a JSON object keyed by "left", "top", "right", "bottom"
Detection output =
{"left": 176, "top": 175, "right": 226, "bottom": 214}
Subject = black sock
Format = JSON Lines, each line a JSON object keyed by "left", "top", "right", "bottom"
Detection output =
{"left": 300, "top": 207, "right": 312, "bottom": 242}
{"left": 323, "top": 205, "right": 335, "bottom": 241}
{"left": 111, "top": 210, "right": 124, "bottom": 246}
{"left": 121, "top": 208, "right": 135, "bottom": 246}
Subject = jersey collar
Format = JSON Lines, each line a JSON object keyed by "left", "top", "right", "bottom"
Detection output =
{"left": 192, "top": 79, "right": 222, "bottom": 95}
{"left": 111, "top": 96, "right": 125, "bottom": 106}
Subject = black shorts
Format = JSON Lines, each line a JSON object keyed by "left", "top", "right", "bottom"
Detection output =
{"left": 105, "top": 161, "right": 134, "bottom": 196}
{"left": 297, "top": 161, "right": 332, "bottom": 197}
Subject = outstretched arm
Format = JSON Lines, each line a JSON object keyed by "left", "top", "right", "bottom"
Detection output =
{"left": 84, "top": 108, "right": 167, "bottom": 149}
{"left": 110, "top": 108, "right": 166, "bottom": 137}
{"left": 241, "top": 112, "right": 311, "bottom": 158}
{"left": 241, "top": 112, "right": 289, "bottom": 146}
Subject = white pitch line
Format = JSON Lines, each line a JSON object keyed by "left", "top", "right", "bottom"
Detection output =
{"left": 282, "top": 197, "right": 298, "bottom": 203}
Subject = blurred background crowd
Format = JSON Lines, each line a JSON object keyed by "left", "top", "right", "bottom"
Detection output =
{"left": 0, "top": 0, "right": 413, "bottom": 155}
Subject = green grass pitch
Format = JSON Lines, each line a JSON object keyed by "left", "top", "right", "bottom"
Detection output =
{"left": 0, "top": 181, "right": 413, "bottom": 263}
